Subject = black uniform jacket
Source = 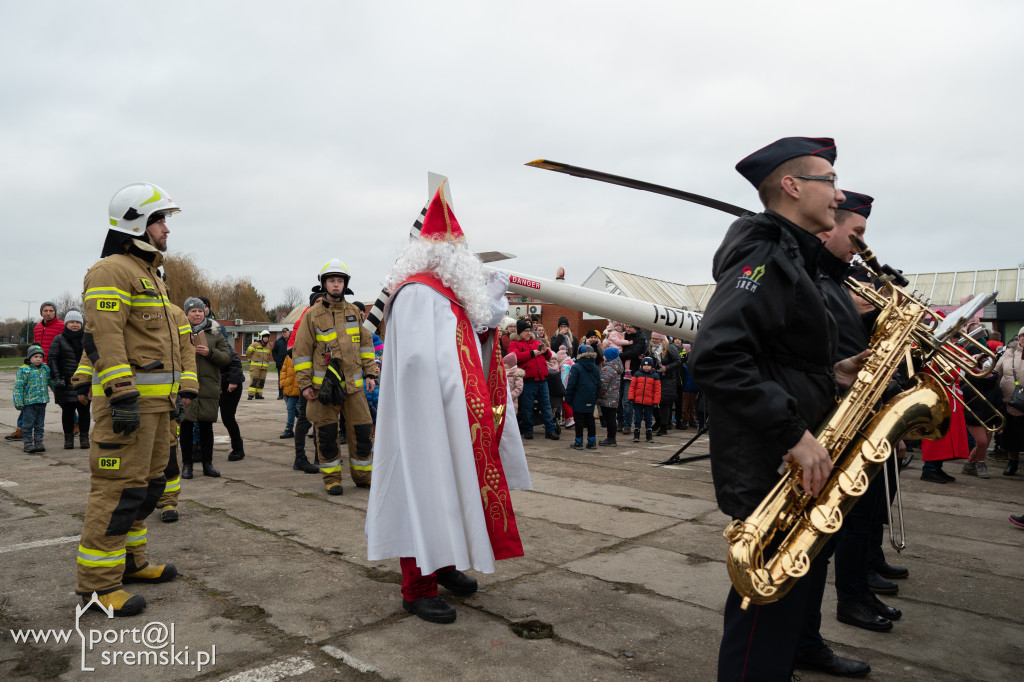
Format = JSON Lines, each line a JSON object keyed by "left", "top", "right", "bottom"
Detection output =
{"left": 690, "top": 210, "right": 838, "bottom": 519}
{"left": 818, "top": 250, "right": 870, "bottom": 361}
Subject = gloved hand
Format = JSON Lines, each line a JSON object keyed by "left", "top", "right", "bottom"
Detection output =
{"left": 483, "top": 269, "right": 511, "bottom": 330}
{"left": 53, "top": 376, "right": 66, "bottom": 389}
{"left": 109, "top": 397, "right": 141, "bottom": 436}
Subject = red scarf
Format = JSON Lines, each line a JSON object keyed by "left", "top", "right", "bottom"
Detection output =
{"left": 395, "top": 274, "right": 524, "bottom": 560}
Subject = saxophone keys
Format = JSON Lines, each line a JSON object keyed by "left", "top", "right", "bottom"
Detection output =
{"left": 780, "top": 548, "right": 810, "bottom": 578}
{"left": 860, "top": 438, "right": 892, "bottom": 463}
{"left": 750, "top": 568, "right": 776, "bottom": 598}
{"left": 808, "top": 504, "right": 843, "bottom": 533}
{"left": 836, "top": 468, "right": 869, "bottom": 496}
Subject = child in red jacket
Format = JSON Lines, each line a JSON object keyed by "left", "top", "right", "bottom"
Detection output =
{"left": 628, "top": 357, "right": 661, "bottom": 443}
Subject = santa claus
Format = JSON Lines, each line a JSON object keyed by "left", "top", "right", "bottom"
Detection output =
{"left": 365, "top": 182, "right": 532, "bottom": 624}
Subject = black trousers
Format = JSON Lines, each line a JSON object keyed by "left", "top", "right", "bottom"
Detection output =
{"left": 60, "top": 401, "right": 90, "bottom": 436}
{"left": 718, "top": 549, "right": 830, "bottom": 681}
{"left": 601, "top": 405, "right": 618, "bottom": 441}
{"left": 219, "top": 385, "right": 243, "bottom": 451}
{"left": 180, "top": 420, "right": 214, "bottom": 464}
{"left": 573, "top": 413, "right": 596, "bottom": 440}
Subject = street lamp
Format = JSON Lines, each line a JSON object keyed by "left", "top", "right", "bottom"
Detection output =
{"left": 22, "top": 299, "right": 33, "bottom": 345}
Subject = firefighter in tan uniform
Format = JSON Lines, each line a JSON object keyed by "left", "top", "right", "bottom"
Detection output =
{"left": 75, "top": 183, "right": 199, "bottom": 617}
{"left": 246, "top": 331, "right": 272, "bottom": 399}
{"left": 293, "top": 259, "right": 378, "bottom": 494}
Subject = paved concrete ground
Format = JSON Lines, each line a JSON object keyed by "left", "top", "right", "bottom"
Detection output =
{"left": 0, "top": 370, "right": 1021, "bottom": 681}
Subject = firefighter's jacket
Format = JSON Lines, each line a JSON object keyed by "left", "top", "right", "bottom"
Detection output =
{"left": 79, "top": 247, "right": 199, "bottom": 417}
{"left": 246, "top": 341, "right": 272, "bottom": 370}
{"left": 293, "top": 298, "right": 377, "bottom": 394}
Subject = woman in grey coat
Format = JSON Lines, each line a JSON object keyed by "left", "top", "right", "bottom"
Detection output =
{"left": 180, "top": 297, "right": 231, "bottom": 479}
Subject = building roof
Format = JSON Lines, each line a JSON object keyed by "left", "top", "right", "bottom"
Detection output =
{"left": 580, "top": 266, "right": 1024, "bottom": 313}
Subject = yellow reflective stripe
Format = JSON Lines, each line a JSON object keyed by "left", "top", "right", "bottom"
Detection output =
{"left": 98, "top": 364, "right": 132, "bottom": 384}
{"left": 137, "top": 384, "right": 173, "bottom": 396}
{"left": 346, "top": 328, "right": 359, "bottom": 335}
{"left": 91, "top": 385, "right": 105, "bottom": 397}
{"left": 77, "top": 545, "right": 126, "bottom": 567}
{"left": 74, "top": 364, "right": 94, "bottom": 377}
{"left": 316, "top": 331, "right": 338, "bottom": 342}
{"left": 360, "top": 352, "right": 375, "bottom": 359}
{"left": 130, "top": 294, "right": 169, "bottom": 307}
{"left": 353, "top": 379, "right": 363, "bottom": 387}
{"left": 350, "top": 461, "right": 372, "bottom": 471}
{"left": 84, "top": 287, "right": 131, "bottom": 304}
{"left": 178, "top": 324, "right": 191, "bottom": 335}
{"left": 180, "top": 372, "right": 198, "bottom": 382}
{"left": 165, "top": 477, "right": 181, "bottom": 493}
{"left": 312, "top": 376, "right": 324, "bottom": 385}
{"left": 171, "top": 382, "right": 181, "bottom": 393}
{"left": 125, "top": 529, "right": 147, "bottom": 547}
{"left": 293, "top": 362, "right": 312, "bottom": 371}
{"left": 319, "top": 458, "right": 343, "bottom": 474}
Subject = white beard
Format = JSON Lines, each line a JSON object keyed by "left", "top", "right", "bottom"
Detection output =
{"left": 383, "top": 239, "right": 493, "bottom": 329}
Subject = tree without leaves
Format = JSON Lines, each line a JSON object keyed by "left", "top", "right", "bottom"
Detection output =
{"left": 51, "top": 291, "right": 84, "bottom": 320}
{"left": 162, "top": 252, "right": 269, "bottom": 321}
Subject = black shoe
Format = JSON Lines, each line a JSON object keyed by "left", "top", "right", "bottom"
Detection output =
{"left": 1004, "top": 460, "right": 1019, "bottom": 476}
{"left": 937, "top": 468, "right": 955, "bottom": 482}
{"left": 279, "top": 429, "right": 294, "bottom": 439}
{"left": 598, "top": 439, "right": 617, "bottom": 447}
{"left": 181, "top": 464, "right": 193, "bottom": 479}
{"left": 523, "top": 432, "right": 533, "bottom": 440}
{"left": 79, "top": 435, "right": 89, "bottom": 449}
{"left": 64, "top": 435, "right": 75, "bottom": 449}
{"left": 293, "top": 458, "right": 319, "bottom": 474}
{"left": 868, "top": 571, "right": 899, "bottom": 595}
{"left": 202, "top": 463, "right": 221, "bottom": 477}
{"left": 633, "top": 429, "right": 640, "bottom": 443}
{"left": 255, "top": 395, "right": 265, "bottom": 400}
{"left": 327, "top": 483, "right": 344, "bottom": 496}
{"left": 544, "top": 432, "right": 559, "bottom": 441}
{"left": 794, "top": 644, "right": 870, "bottom": 678}
{"left": 921, "top": 469, "right": 950, "bottom": 484}
{"left": 645, "top": 429, "right": 653, "bottom": 443}
{"left": 248, "top": 395, "right": 254, "bottom": 400}
{"left": 874, "top": 561, "right": 909, "bottom": 580}
{"left": 837, "top": 598, "right": 893, "bottom": 632}
{"left": 861, "top": 591, "right": 902, "bottom": 621}
{"left": 277, "top": 395, "right": 284, "bottom": 400}
{"left": 403, "top": 596, "right": 456, "bottom": 624}
{"left": 676, "top": 423, "right": 688, "bottom": 430}
{"left": 655, "top": 430, "right": 668, "bottom": 437}
{"left": 899, "top": 451, "right": 914, "bottom": 470}
{"left": 160, "top": 506, "right": 179, "bottom": 523}
{"left": 227, "top": 450, "right": 245, "bottom": 461}
{"left": 436, "top": 569, "right": 478, "bottom": 596}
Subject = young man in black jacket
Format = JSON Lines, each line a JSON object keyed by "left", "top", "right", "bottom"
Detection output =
{"left": 690, "top": 137, "right": 868, "bottom": 680}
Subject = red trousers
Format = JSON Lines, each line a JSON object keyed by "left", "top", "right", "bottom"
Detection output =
{"left": 400, "top": 557, "right": 455, "bottom": 601}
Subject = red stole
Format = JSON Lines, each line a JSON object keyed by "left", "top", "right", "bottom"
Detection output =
{"left": 394, "top": 274, "right": 524, "bottom": 560}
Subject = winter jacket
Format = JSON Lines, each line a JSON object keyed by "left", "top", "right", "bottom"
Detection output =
{"left": 657, "top": 343, "right": 682, "bottom": 404}
{"left": 81, "top": 246, "right": 199, "bottom": 419}
{"left": 34, "top": 318, "right": 65, "bottom": 362}
{"left": 564, "top": 352, "right": 601, "bottom": 413}
{"left": 690, "top": 210, "right": 838, "bottom": 519}
{"left": 183, "top": 319, "right": 231, "bottom": 423}
{"left": 818, "top": 248, "right": 870, "bottom": 361}
{"left": 628, "top": 369, "right": 662, "bottom": 406}
{"left": 14, "top": 363, "right": 53, "bottom": 408}
{"left": 680, "top": 361, "right": 697, "bottom": 393}
{"left": 598, "top": 356, "right": 623, "bottom": 408}
{"left": 293, "top": 297, "right": 378, "bottom": 395}
{"left": 221, "top": 345, "right": 245, "bottom": 390}
{"left": 550, "top": 332, "right": 579, "bottom": 359}
{"left": 619, "top": 330, "right": 648, "bottom": 373}
{"left": 964, "top": 368, "right": 1004, "bottom": 427}
{"left": 509, "top": 337, "right": 552, "bottom": 382}
{"left": 280, "top": 354, "right": 300, "bottom": 397}
{"left": 48, "top": 327, "right": 86, "bottom": 406}
{"left": 272, "top": 336, "right": 289, "bottom": 369}
{"left": 995, "top": 346, "right": 1024, "bottom": 418}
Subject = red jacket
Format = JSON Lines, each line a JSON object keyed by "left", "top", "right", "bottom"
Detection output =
{"left": 628, "top": 370, "right": 662, "bottom": 406}
{"left": 509, "top": 338, "right": 552, "bottom": 381}
{"left": 34, "top": 318, "right": 65, "bottom": 362}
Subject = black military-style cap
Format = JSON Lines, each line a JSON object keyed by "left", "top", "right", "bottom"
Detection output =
{"left": 736, "top": 137, "right": 837, "bottom": 189}
{"left": 838, "top": 190, "right": 873, "bottom": 218}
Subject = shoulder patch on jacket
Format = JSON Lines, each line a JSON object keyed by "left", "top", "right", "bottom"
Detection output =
{"left": 735, "top": 264, "right": 766, "bottom": 293}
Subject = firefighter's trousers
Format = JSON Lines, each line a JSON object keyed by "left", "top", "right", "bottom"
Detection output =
{"left": 157, "top": 422, "right": 180, "bottom": 510}
{"left": 248, "top": 367, "right": 268, "bottom": 397}
{"left": 76, "top": 410, "right": 169, "bottom": 595}
{"left": 306, "top": 391, "right": 373, "bottom": 488}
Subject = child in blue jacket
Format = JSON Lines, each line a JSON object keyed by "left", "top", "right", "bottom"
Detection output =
{"left": 564, "top": 344, "right": 601, "bottom": 450}
{"left": 13, "top": 345, "right": 54, "bottom": 453}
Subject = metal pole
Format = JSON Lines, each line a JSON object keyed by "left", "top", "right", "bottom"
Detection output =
{"left": 22, "top": 299, "right": 33, "bottom": 345}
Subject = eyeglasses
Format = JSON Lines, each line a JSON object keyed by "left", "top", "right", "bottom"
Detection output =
{"left": 791, "top": 174, "right": 839, "bottom": 188}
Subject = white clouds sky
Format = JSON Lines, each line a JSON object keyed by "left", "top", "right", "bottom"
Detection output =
{"left": 2, "top": 1, "right": 1021, "bottom": 320}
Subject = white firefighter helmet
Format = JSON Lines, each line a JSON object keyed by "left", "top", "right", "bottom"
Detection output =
{"left": 108, "top": 183, "right": 180, "bottom": 236}
{"left": 319, "top": 258, "right": 351, "bottom": 287}
{"left": 260, "top": 330, "right": 270, "bottom": 338}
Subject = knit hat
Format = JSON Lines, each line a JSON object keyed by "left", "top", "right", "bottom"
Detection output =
{"left": 641, "top": 357, "right": 655, "bottom": 368}
{"left": 309, "top": 286, "right": 324, "bottom": 306}
{"left": 64, "top": 310, "right": 84, "bottom": 324}
{"left": 651, "top": 332, "right": 667, "bottom": 342}
{"left": 604, "top": 347, "right": 619, "bottom": 360}
{"left": 516, "top": 319, "right": 532, "bottom": 335}
{"left": 503, "top": 352, "right": 518, "bottom": 368}
{"left": 585, "top": 329, "right": 601, "bottom": 339}
{"left": 39, "top": 301, "right": 55, "bottom": 313}
{"left": 557, "top": 316, "right": 570, "bottom": 328}
{"left": 183, "top": 297, "right": 205, "bottom": 314}
{"left": 26, "top": 344, "right": 43, "bottom": 360}
{"left": 577, "top": 344, "right": 597, "bottom": 359}
{"left": 500, "top": 316, "right": 516, "bottom": 330}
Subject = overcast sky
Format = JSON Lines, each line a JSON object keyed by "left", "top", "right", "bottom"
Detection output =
{"left": 2, "top": 1, "right": 1021, "bottom": 322}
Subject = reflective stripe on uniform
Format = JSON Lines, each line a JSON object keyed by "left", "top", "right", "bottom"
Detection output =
{"left": 77, "top": 545, "right": 126, "bottom": 567}
{"left": 350, "top": 458, "right": 373, "bottom": 472}
{"left": 319, "top": 458, "right": 343, "bottom": 474}
{"left": 164, "top": 476, "right": 181, "bottom": 493}
{"left": 74, "top": 364, "right": 94, "bottom": 377}
{"left": 84, "top": 287, "right": 131, "bottom": 304}
{"left": 125, "top": 529, "right": 147, "bottom": 547}
{"left": 180, "top": 371, "right": 198, "bottom": 383}
{"left": 130, "top": 294, "right": 170, "bottom": 307}
{"left": 351, "top": 369, "right": 363, "bottom": 388}
{"left": 250, "top": 362, "right": 269, "bottom": 368}
{"left": 359, "top": 346, "right": 375, "bottom": 359}
{"left": 293, "top": 355, "right": 312, "bottom": 370}
{"left": 312, "top": 369, "right": 326, "bottom": 386}
{"left": 97, "top": 364, "right": 132, "bottom": 385}
{"left": 315, "top": 327, "right": 337, "bottom": 343}
{"left": 177, "top": 324, "right": 191, "bottom": 335}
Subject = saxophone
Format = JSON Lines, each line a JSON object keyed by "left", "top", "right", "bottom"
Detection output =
{"left": 723, "top": 245, "right": 998, "bottom": 610}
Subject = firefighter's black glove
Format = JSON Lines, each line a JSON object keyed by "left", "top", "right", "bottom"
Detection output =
{"left": 109, "top": 396, "right": 141, "bottom": 436}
